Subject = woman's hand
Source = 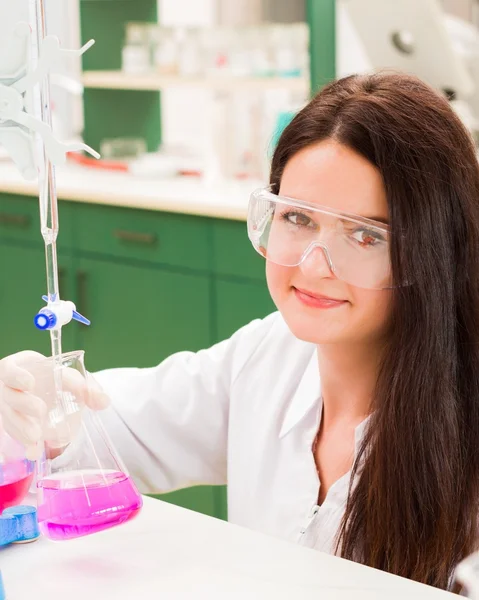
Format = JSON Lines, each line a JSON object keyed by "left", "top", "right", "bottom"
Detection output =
{"left": 0, "top": 351, "right": 110, "bottom": 459}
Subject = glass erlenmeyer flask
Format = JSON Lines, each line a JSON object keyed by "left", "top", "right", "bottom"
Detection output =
{"left": 33, "top": 350, "right": 142, "bottom": 541}
{"left": 0, "top": 432, "right": 34, "bottom": 512}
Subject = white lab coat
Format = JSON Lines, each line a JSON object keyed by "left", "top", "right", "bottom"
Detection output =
{"left": 94, "top": 311, "right": 369, "bottom": 554}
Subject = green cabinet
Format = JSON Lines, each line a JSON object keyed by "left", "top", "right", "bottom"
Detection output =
{"left": 76, "top": 256, "right": 211, "bottom": 372}
{"left": 74, "top": 203, "right": 211, "bottom": 272}
{"left": 211, "top": 218, "right": 274, "bottom": 340}
{"left": 0, "top": 195, "right": 275, "bottom": 522}
{"left": 158, "top": 485, "right": 227, "bottom": 521}
{"left": 215, "top": 279, "right": 275, "bottom": 341}
{"left": 211, "top": 218, "right": 264, "bottom": 280}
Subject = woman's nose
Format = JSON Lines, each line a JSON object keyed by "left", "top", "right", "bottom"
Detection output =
{"left": 298, "top": 243, "right": 335, "bottom": 279}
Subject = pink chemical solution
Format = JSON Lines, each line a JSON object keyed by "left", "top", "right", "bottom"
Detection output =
{"left": 37, "top": 469, "right": 142, "bottom": 541}
{"left": 0, "top": 459, "right": 34, "bottom": 512}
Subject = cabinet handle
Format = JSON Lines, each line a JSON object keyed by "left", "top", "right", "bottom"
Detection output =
{"left": 0, "top": 213, "right": 31, "bottom": 228}
{"left": 113, "top": 229, "right": 157, "bottom": 246}
{"left": 76, "top": 270, "right": 88, "bottom": 321}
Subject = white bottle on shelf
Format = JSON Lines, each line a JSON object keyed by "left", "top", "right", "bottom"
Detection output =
{"left": 270, "top": 24, "right": 298, "bottom": 78}
{"left": 248, "top": 25, "right": 273, "bottom": 77}
{"left": 122, "top": 22, "right": 151, "bottom": 74}
{"left": 177, "top": 28, "right": 202, "bottom": 77}
{"left": 153, "top": 27, "right": 179, "bottom": 75}
{"left": 229, "top": 28, "right": 251, "bottom": 77}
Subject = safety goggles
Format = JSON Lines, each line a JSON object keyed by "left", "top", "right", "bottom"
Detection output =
{"left": 247, "top": 187, "right": 395, "bottom": 290}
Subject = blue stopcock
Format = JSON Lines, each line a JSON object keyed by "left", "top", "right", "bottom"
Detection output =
{"left": 34, "top": 295, "right": 90, "bottom": 331}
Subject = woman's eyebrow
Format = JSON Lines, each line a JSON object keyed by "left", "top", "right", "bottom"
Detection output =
{"left": 284, "top": 205, "right": 315, "bottom": 215}
{"left": 284, "top": 200, "right": 389, "bottom": 225}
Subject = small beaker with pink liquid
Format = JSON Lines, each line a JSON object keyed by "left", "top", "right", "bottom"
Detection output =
{"left": 33, "top": 350, "right": 142, "bottom": 541}
{"left": 0, "top": 433, "right": 35, "bottom": 512}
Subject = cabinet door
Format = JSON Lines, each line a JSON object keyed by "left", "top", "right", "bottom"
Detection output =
{"left": 75, "top": 257, "right": 211, "bottom": 370}
{"left": 74, "top": 256, "right": 226, "bottom": 518}
{"left": 215, "top": 278, "right": 276, "bottom": 342}
{"left": 156, "top": 485, "right": 226, "bottom": 520}
{"left": 212, "top": 217, "right": 276, "bottom": 341}
{"left": 0, "top": 244, "right": 75, "bottom": 357}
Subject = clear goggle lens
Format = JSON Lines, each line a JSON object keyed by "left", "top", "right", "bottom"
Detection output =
{"left": 247, "top": 188, "right": 394, "bottom": 290}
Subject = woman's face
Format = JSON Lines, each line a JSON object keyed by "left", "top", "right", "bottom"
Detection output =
{"left": 266, "top": 140, "right": 393, "bottom": 346}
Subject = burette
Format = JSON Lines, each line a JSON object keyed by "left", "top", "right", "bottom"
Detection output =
{"left": 28, "top": 0, "right": 98, "bottom": 421}
{"left": 31, "top": 0, "right": 64, "bottom": 361}
{"left": 29, "top": 0, "right": 96, "bottom": 351}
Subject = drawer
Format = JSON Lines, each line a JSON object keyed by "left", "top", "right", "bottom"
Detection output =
{"left": 0, "top": 194, "right": 74, "bottom": 251}
{"left": 74, "top": 203, "right": 211, "bottom": 271}
{"left": 0, "top": 195, "right": 40, "bottom": 245}
{"left": 212, "top": 218, "right": 265, "bottom": 280}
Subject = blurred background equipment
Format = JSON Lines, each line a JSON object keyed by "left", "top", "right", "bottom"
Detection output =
{"left": 338, "top": 0, "right": 479, "bottom": 142}
{"left": 339, "top": 0, "right": 474, "bottom": 97}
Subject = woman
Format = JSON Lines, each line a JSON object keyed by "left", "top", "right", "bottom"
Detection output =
{"left": 1, "top": 71, "right": 479, "bottom": 591}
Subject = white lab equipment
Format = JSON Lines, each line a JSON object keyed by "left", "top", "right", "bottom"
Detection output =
{"left": 443, "top": 14, "right": 479, "bottom": 138}
{"left": 0, "top": 8, "right": 96, "bottom": 354}
{"left": 338, "top": 0, "right": 479, "bottom": 141}
{"left": 0, "top": 22, "right": 97, "bottom": 179}
{"left": 341, "top": 0, "right": 474, "bottom": 98}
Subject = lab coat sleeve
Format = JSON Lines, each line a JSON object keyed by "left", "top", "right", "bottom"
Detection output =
{"left": 91, "top": 312, "right": 280, "bottom": 494}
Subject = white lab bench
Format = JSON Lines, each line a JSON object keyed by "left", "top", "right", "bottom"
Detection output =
{"left": 0, "top": 496, "right": 456, "bottom": 599}
{"left": 0, "top": 161, "right": 255, "bottom": 220}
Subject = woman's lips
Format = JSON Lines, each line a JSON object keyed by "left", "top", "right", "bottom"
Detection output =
{"left": 293, "top": 287, "right": 348, "bottom": 309}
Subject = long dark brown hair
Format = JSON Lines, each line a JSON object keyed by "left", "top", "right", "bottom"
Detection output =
{"left": 271, "top": 72, "right": 479, "bottom": 590}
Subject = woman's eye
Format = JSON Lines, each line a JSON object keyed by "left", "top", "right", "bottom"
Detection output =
{"left": 282, "top": 211, "right": 314, "bottom": 227}
{"left": 351, "top": 228, "right": 384, "bottom": 247}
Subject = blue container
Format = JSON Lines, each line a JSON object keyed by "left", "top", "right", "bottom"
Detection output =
{"left": 0, "top": 505, "right": 39, "bottom": 546}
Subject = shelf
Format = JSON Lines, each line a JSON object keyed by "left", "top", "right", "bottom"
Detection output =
{"left": 82, "top": 70, "right": 310, "bottom": 93}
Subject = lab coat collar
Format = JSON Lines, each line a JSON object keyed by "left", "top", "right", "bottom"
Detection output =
{"left": 279, "top": 349, "right": 321, "bottom": 438}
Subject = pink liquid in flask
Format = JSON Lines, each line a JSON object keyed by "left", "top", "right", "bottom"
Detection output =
{"left": 37, "top": 469, "right": 142, "bottom": 541}
{"left": 0, "top": 459, "right": 34, "bottom": 512}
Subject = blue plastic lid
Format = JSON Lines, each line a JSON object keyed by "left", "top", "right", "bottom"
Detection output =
{"left": 34, "top": 309, "right": 57, "bottom": 330}
{"left": 1, "top": 505, "right": 39, "bottom": 545}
